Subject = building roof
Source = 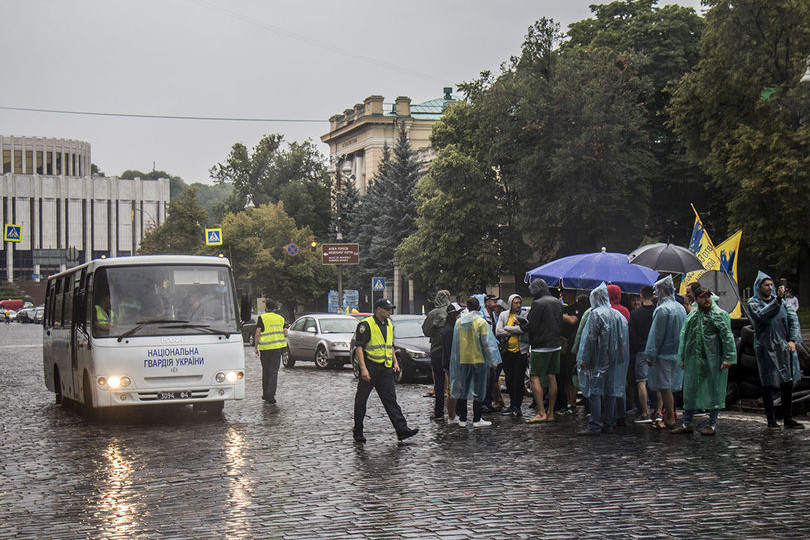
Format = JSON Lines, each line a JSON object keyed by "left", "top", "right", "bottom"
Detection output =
{"left": 386, "top": 95, "right": 461, "bottom": 120}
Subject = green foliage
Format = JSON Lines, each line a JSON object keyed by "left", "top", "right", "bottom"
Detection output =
{"left": 210, "top": 135, "right": 331, "bottom": 239}
{"left": 346, "top": 127, "right": 421, "bottom": 290}
{"left": 207, "top": 203, "right": 334, "bottom": 315}
{"left": 138, "top": 188, "right": 208, "bottom": 255}
{"left": 668, "top": 0, "right": 810, "bottom": 288}
{"left": 187, "top": 181, "right": 233, "bottom": 226}
{"left": 121, "top": 169, "right": 187, "bottom": 201}
{"left": 397, "top": 144, "right": 502, "bottom": 293}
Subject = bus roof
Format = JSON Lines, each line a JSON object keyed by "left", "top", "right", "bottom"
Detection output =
{"left": 47, "top": 255, "right": 232, "bottom": 281}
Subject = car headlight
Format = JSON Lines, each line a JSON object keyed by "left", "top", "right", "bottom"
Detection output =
{"left": 406, "top": 349, "right": 429, "bottom": 359}
{"left": 330, "top": 342, "right": 349, "bottom": 350}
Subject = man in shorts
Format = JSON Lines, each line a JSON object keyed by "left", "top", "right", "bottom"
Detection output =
{"left": 524, "top": 278, "right": 563, "bottom": 423}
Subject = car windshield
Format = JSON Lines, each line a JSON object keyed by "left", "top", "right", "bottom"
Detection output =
{"left": 394, "top": 319, "right": 424, "bottom": 339}
{"left": 319, "top": 318, "right": 358, "bottom": 334}
{"left": 93, "top": 265, "right": 239, "bottom": 338}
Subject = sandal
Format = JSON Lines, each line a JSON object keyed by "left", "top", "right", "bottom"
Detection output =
{"left": 526, "top": 416, "right": 546, "bottom": 424}
{"left": 651, "top": 419, "right": 667, "bottom": 430}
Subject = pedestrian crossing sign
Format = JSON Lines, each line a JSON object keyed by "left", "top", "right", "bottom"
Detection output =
{"left": 205, "top": 228, "right": 223, "bottom": 246}
{"left": 4, "top": 224, "right": 21, "bottom": 242}
{"left": 372, "top": 277, "right": 386, "bottom": 291}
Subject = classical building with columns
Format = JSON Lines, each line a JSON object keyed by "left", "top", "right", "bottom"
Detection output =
{"left": 1, "top": 136, "right": 169, "bottom": 282}
{"left": 320, "top": 87, "right": 457, "bottom": 194}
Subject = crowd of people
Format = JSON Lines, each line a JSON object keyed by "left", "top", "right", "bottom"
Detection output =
{"left": 414, "top": 271, "right": 805, "bottom": 438}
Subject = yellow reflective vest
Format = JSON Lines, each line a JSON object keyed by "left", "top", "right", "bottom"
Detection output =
{"left": 95, "top": 305, "right": 113, "bottom": 326}
{"left": 258, "top": 312, "right": 287, "bottom": 351}
{"left": 361, "top": 316, "right": 394, "bottom": 368}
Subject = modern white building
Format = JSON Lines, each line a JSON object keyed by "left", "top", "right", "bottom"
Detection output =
{"left": 1, "top": 136, "right": 170, "bottom": 282}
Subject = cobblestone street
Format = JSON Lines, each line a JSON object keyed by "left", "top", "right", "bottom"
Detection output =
{"left": 2, "top": 322, "right": 810, "bottom": 538}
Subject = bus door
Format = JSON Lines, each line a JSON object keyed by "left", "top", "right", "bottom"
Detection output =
{"left": 71, "top": 269, "right": 89, "bottom": 384}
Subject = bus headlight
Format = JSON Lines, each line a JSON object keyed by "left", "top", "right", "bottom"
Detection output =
{"left": 97, "top": 376, "right": 107, "bottom": 386}
{"left": 108, "top": 376, "right": 121, "bottom": 389}
{"left": 216, "top": 371, "right": 242, "bottom": 383}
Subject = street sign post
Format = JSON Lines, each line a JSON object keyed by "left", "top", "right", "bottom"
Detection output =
{"left": 371, "top": 276, "right": 386, "bottom": 310}
{"left": 4, "top": 224, "right": 21, "bottom": 242}
{"left": 205, "top": 228, "right": 223, "bottom": 246}
{"left": 321, "top": 243, "right": 360, "bottom": 265}
{"left": 321, "top": 244, "right": 360, "bottom": 313}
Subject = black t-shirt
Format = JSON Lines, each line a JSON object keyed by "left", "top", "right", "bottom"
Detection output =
{"left": 561, "top": 300, "right": 587, "bottom": 343}
{"left": 355, "top": 316, "right": 389, "bottom": 348}
{"left": 629, "top": 304, "right": 655, "bottom": 355}
{"left": 256, "top": 316, "right": 265, "bottom": 332}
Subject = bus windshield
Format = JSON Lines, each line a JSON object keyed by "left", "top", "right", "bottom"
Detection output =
{"left": 92, "top": 264, "right": 238, "bottom": 338}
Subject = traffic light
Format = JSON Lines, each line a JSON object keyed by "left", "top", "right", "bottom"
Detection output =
{"left": 310, "top": 240, "right": 317, "bottom": 252}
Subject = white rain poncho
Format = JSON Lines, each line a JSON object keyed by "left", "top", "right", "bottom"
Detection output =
{"left": 576, "top": 283, "right": 629, "bottom": 398}
{"left": 450, "top": 310, "right": 501, "bottom": 400}
{"left": 645, "top": 275, "right": 686, "bottom": 391}
{"left": 748, "top": 271, "right": 803, "bottom": 386}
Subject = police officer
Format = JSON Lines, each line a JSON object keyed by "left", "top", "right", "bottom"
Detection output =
{"left": 254, "top": 299, "right": 287, "bottom": 403}
{"left": 353, "top": 298, "right": 419, "bottom": 443}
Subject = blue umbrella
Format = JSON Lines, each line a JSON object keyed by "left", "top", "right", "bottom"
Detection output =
{"left": 524, "top": 249, "right": 660, "bottom": 293}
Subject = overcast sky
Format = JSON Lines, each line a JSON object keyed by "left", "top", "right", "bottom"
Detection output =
{"left": 1, "top": 0, "right": 704, "bottom": 183}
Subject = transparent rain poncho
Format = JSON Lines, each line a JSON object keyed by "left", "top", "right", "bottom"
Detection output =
{"left": 450, "top": 310, "right": 501, "bottom": 400}
{"left": 748, "top": 271, "right": 803, "bottom": 386}
{"left": 678, "top": 296, "right": 737, "bottom": 410}
{"left": 645, "top": 275, "right": 686, "bottom": 391}
{"left": 576, "top": 283, "right": 629, "bottom": 398}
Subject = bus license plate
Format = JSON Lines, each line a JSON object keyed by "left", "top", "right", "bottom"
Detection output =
{"left": 157, "top": 391, "right": 193, "bottom": 400}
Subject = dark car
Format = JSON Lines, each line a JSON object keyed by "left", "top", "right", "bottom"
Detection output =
{"left": 351, "top": 314, "right": 431, "bottom": 383}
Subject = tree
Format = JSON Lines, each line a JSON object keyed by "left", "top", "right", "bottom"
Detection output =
{"left": 345, "top": 127, "right": 421, "bottom": 292}
{"left": 210, "top": 136, "right": 332, "bottom": 239}
{"left": 566, "top": 0, "right": 707, "bottom": 242}
{"left": 397, "top": 143, "right": 502, "bottom": 293}
{"left": 669, "top": 0, "right": 810, "bottom": 299}
{"left": 209, "top": 203, "right": 334, "bottom": 316}
{"left": 138, "top": 188, "right": 208, "bottom": 255}
{"left": 187, "top": 181, "right": 233, "bottom": 226}
{"left": 121, "top": 169, "right": 187, "bottom": 201}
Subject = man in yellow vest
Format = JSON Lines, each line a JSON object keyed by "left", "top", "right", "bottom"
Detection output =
{"left": 254, "top": 299, "right": 288, "bottom": 404}
{"left": 353, "top": 298, "right": 419, "bottom": 443}
{"left": 94, "top": 293, "right": 114, "bottom": 336}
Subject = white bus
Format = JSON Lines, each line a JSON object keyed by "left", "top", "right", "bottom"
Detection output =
{"left": 43, "top": 255, "right": 245, "bottom": 414}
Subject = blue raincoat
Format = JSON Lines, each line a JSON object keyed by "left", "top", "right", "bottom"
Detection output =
{"left": 645, "top": 275, "right": 686, "bottom": 391}
{"left": 450, "top": 310, "right": 501, "bottom": 400}
{"left": 748, "top": 271, "right": 803, "bottom": 386}
{"left": 576, "top": 283, "right": 629, "bottom": 398}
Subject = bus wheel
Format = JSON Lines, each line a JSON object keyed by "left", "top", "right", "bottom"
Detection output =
{"left": 54, "top": 367, "right": 63, "bottom": 405}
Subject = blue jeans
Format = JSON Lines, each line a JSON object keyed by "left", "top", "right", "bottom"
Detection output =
{"left": 683, "top": 409, "right": 719, "bottom": 427}
{"left": 588, "top": 396, "right": 617, "bottom": 431}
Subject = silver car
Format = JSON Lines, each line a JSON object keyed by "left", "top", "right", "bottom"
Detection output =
{"left": 284, "top": 314, "right": 358, "bottom": 369}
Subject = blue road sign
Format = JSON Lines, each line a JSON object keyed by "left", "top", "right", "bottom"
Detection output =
{"left": 372, "top": 277, "right": 386, "bottom": 291}
{"left": 205, "top": 228, "right": 223, "bottom": 246}
{"left": 4, "top": 224, "right": 21, "bottom": 242}
{"left": 285, "top": 243, "right": 299, "bottom": 256}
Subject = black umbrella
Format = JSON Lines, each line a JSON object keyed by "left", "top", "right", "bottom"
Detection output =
{"left": 627, "top": 242, "right": 704, "bottom": 274}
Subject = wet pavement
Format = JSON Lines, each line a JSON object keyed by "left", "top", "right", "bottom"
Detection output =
{"left": 2, "top": 321, "right": 810, "bottom": 538}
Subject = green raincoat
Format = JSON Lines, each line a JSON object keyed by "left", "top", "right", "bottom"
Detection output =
{"left": 677, "top": 299, "right": 737, "bottom": 410}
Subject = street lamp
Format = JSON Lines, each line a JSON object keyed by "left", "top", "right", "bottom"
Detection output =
{"left": 329, "top": 154, "right": 353, "bottom": 312}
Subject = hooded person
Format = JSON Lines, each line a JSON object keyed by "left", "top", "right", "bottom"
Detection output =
{"left": 422, "top": 290, "right": 452, "bottom": 419}
{"left": 607, "top": 284, "right": 631, "bottom": 322}
{"left": 449, "top": 296, "right": 502, "bottom": 427}
{"left": 576, "top": 283, "right": 629, "bottom": 435}
{"left": 442, "top": 302, "right": 464, "bottom": 424}
{"left": 496, "top": 293, "right": 530, "bottom": 416}
{"left": 671, "top": 286, "right": 737, "bottom": 435}
{"left": 524, "top": 278, "right": 563, "bottom": 423}
{"left": 748, "top": 271, "right": 804, "bottom": 429}
{"left": 645, "top": 275, "right": 687, "bottom": 429}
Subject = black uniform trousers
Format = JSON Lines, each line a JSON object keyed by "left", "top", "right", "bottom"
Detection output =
{"left": 260, "top": 348, "right": 282, "bottom": 400}
{"left": 353, "top": 360, "right": 408, "bottom": 435}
